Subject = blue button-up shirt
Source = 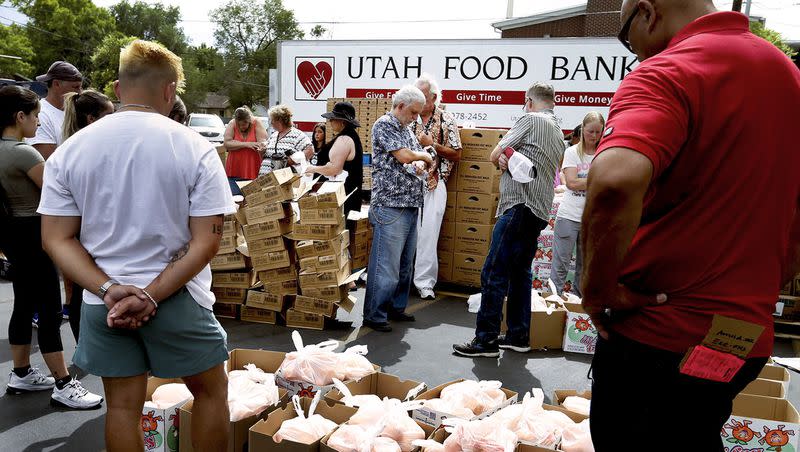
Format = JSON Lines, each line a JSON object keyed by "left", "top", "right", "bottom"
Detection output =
{"left": 370, "top": 112, "right": 426, "bottom": 208}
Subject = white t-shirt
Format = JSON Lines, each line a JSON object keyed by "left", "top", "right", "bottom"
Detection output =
{"left": 27, "top": 98, "right": 64, "bottom": 146}
{"left": 37, "top": 111, "right": 236, "bottom": 310}
{"left": 556, "top": 145, "right": 595, "bottom": 222}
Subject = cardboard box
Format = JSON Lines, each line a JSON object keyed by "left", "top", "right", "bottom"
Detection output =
{"left": 777, "top": 295, "right": 800, "bottom": 321}
{"left": 452, "top": 253, "right": 486, "bottom": 287}
{"left": 346, "top": 210, "right": 370, "bottom": 233}
{"left": 454, "top": 222, "right": 493, "bottom": 255}
{"left": 721, "top": 394, "right": 800, "bottom": 451}
{"left": 447, "top": 165, "right": 458, "bottom": 192}
{"left": 300, "top": 206, "right": 346, "bottom": 226}
{"left": 562, "top": 302, "right": 598, "bottom": 355}
{"left": 240, "top": 306, "right": 279, "bottom": 324}
{"left": 352, "top": 253, "right": 369, "bottom": 269}
{"left": 456, "top": 192, "right": 499, "bottom": 225}
{"left": 741, "top": 378, "right": 787, "bottom": 399}
{"left": 412, "top": 380, "right": 518, "bottom": 428}
{"left": 246, "top": 235, "right": 289, "bottom": 254}
{"left": 437, "top": 252, "right": 453, "bottom": 282}
{"left": 290, "top": 222, "right": 346, "bottom": 241}
{"left": 263, "top": 279, "right": 298, "bottom": 296}
{"left": 350, "top": 228, "right": 371, "bottom": 247}
{"left": 443, "top": 190, "right": 457, "bottom": 222}
{"left": 503, "top": 302, "right": 568, "bottom": 351}
{"left": 251, "top": 250, "right": 294, "bottom": 272}
{"left": 349, "top": 241, "right": 369, "bottom": 258}
{"left": 240, "top": 168, "right": 296, "bottom": 197}
{"left": 284, "top": 308, "right": 329, "bottom": 331}
{"left": 459, "top": 128, "right": 507, "bottom": 161}
{"left": 222, "top": 218, "right": 238, "bottom": 235}
{"left": 142, "top": 377, "right": 187, "bottom": 452}
{"left": 293, "top": 294, "right": 356, "bottom": 317}
{"left": 213, "top": 303, "right": 238, "bottom": 319}
{"left": 759, "top": 365, "right": 791, "bottom": 385}
{"left": 295, "top": 231, "right": 350, "bottom": 260}
{"left": 217, "top": 235, "right": 239, "bottom": 255}
{"left": 298, "top": 182, "right": 348, "bottom": 210}
{"left": 244, "top": 202, "right": 291, "bottom": 225}
{"left": 299, "top": 251, "right": 350, "bottom": 274}
{"left": 212, "top": 287, "right": 248, "bottom": 305}
{"left": 301, "top": 283, "right": 349, "bottom": 302}
{"left": 437, "top": 221, "right": 455, "bottom": 253}
{"left": 258, "top": 266, "right": 297, "bottom": 284}
{"left": 211, "top": 271, "right": 255, "bottom": 289}
{"left": 456, "top": 160, "right": 502, "bottom": 194}
{"left": 246, "top": 290, "right": 292, "bottom": 312}
{"left": 553, "top": 389, "right": 592, "bottom": 407}
{"left": 298, "top": 262, "right": 355, "bottom": 290}
{"left": 248, "top": 399, "right": 357, "bottom": 451}
{"left": 242, "top": 217, "right": 294, "bottom": 242}
{"left": 210, "top": 252, "right": 249, "bottom": 271}
{"left": 180, "top": 376, "right": 287, "bottom": 452}
{"left": 324, "top": 372, "right": 426, "bottom": 406}
{"left": 244, "top": 178, "right": 298, "bottom": 206}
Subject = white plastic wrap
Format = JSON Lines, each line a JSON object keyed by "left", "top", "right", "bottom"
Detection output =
{"left": 561, "top": 419, "right": 594, "bottom": 452}
{"left": 335, "top": 345, "right": 375, "bottom": 382}
{"left": 438, "top": 380, "right": 507, "bottom": 416}
{"left": 441, "top": 418, "right": 518, "bottom": 452}
{"left": 332, "top": 378, "right": 382, "bottom": 408}
{"left": 227, "top": 364, "right": 281, "bottom": 422}
{"left": 562, "top": 396, "right": 590, "bottom": 416}
{"left": 274, "top": 394, "right": 338, "bottom": 444}
{"left": 279, "top": 331, "right": 375, "bottom": 386}
{"left": 150, "top": 383, "right": 193, "bottom": 409}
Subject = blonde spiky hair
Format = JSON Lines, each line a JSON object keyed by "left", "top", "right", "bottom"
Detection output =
{"left": 119, "top": 39, "right": 185, "bottom": 93}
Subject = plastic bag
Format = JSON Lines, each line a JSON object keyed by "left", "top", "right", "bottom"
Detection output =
{"left": 442, "top": 418, "right": 518, "bottom": 452}
{"left": 150, "top": 383, "right": 193, "bottom": 409}
{"left": 279, "top": 331, "right": 342, "bottom": 386}
{"left": 562, "top": 396, "right": 590, "bottom": 416}
{"left": 561, "top": 419, "right": 594, "bottom": 452}
{"left": 467, "top": 293, "right": 481, "bottom": 313}
{"left": 335, "top": 345, "right": 374, "bottom": 382}
{"left": 421, "top": 398, "right": 474, "bottom": 419}
{"left": 332, "top": 378, "right": 382, "bottom": 408}
{"left": 439, "top": 380, "right": 506, "bottom": 416}
{"left": 410, "top": 440, "right": 445, "bottom": 452}
{"left": 348, "top": 397, "right": 425, "bottom": 452}
{"left": 489, "top": 389, "right": 561, "bottom": 448}
{"left": 228, "top": 370, "right": 281, "bottom": 422}
{"left": 229, "top": 363, "right": 276, "bottom": 386}
{"left": 274, "top": 394, "right": 338, "bottom": 444}
{"left": 328, "top": 420, "right": 402, "bottom": 452}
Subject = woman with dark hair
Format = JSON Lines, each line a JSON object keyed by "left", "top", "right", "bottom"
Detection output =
{"left": 305, "top": 102, "right": 363, "bottom": 216}
{"left": 169, "top": 95, "right": 187, "bottom": 124}
{"left": 0, "top": 85, "right": 102, "bottom": 409}
{"left": 60, "top": 89, "right": 114, "bottom": 340}
{"left": 310, "top": 122, "right": 326, "bottom": 164}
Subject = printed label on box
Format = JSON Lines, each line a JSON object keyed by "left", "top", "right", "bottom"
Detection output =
{"left": 563, "top": 312, "right": 598, "bottom": 354}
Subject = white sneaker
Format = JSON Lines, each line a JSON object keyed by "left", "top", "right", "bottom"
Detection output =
{"left": 419, "top": 288, "right": 436, "bottom": 300}
{"left": 7, "top": 367, "right": 55, "bottom": 394}
{"left": 51, "top": 378, "right": 103, "bottom": 410}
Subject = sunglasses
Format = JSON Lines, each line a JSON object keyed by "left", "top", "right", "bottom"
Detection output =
{"left": 617, "top": 7, "right": 639, "bottom": 53}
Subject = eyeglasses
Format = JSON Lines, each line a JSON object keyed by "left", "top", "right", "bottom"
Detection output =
{"left": 617, "top": 7, "right": 639, "bottom": 53}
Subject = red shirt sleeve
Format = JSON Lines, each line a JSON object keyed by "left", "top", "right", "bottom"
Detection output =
{"left": 597, "top": 60, "right": 691, "bottom": 179}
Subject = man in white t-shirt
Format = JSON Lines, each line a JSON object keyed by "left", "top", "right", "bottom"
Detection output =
{"left": 28, "top": 61, "right": 83, "bottom": 158}
{"left": 38, "top": 40, "right": 235, "bottom": 452}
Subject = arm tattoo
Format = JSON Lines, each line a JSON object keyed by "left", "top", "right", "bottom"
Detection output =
{"left": 212, "top": 224, "right": 223, "bottom": 235}
{"left": 169, "top": 243, "right": 190, "bottom": 266}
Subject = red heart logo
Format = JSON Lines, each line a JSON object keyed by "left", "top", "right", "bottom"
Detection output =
{"left": 297, "top": 61, "right": 332, "bottom": 99}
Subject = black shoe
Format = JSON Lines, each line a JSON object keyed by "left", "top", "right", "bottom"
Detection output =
{"left": 362, "top": 320, "right": 392, "bottom": 332}
{"left": 452, "top": 338, "right": 500, "bottom": 358}
{"left": 388, "top": 311, "right": 416, "bottom": 322}
{"left": 497, "top": 334, "right": 531, "bottom": 353}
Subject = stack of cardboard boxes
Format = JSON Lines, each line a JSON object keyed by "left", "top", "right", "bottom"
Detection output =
{"left": 437, "top": 129, "right": 505, "bottom": 288}
{"left": 347, "top": 209, "right": 373, "bottom": 269}
{"left": 210, "top": 213, "right": 250, "bottom": 320}
{"left": 287, "top": 181, "right": 359, "bottom": 330}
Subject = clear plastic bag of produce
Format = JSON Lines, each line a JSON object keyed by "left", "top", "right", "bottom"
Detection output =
{"left": 274, "top": 394, "right": 338, "bottom": 444}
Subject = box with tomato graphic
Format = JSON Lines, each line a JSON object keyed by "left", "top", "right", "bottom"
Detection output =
{"left": 142, "top": 377, "right": 189, "bottom": 452}
{"left": 562, "top": 302, "right": 598, "bottom": 355}
{"left": 722, "top": 394, "right": 800, "bottom": 452}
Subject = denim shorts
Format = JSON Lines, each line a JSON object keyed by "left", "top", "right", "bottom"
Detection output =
{"left": 73, "top": 288, "right": 229, "bottom": 378}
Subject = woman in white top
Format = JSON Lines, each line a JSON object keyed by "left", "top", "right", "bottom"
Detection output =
{"left": 259, "top": 104, "right": 312, "bottom": 175}
{"left": 551, "top": 111, "right": 605, "bottom": 297}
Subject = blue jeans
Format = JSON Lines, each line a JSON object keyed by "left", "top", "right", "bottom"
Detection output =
{"left": 363, "top": 206, "right": 419, "bottom": 323}
{"left": 475, "top": 204, "right": 547, "bottom": 343}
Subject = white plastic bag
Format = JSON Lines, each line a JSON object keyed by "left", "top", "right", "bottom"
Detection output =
{"left": 467, "top": 293, "right": 481, "bottom": 313}
{"left": 279, "top": 331, "right": 342, "bottom": 385}
{"left": 332, "top": 378, "right": 382, "bottom": 408}
{"left": 502, "top": 147, "right": 534, "bottom": 183}
{"left": 335, "top": 344, "right": 374, "bottom": 382}
{"left": 274, "top": 394, "right": 338, "bottom": 444}
{"left": 410, "top": 440, "right": 445, "bottom": 452}
{"left": 563, "top": 396, "right": 591, "bottom": 416}
{"left": 150, "top": 383, "right": 192, "bottom": 409}
{"left": 561, "top": 419, "right": 594, "bottom": 452}
{"left": 439, "top": 380, "right": 506, "bottom": 416}
{"left": 442, "top": 418, "right": 518, "bottom": 452}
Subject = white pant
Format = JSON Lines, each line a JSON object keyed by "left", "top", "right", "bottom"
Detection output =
{"left": 413, "top": 181, "right": 448, "bottom": 290}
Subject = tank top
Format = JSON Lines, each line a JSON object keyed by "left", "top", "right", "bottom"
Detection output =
{"left": 316, "top": 126, "right": 363, "bottom": 215}
{"left": 225, "top": 123, "right": 262, "bottom": 180}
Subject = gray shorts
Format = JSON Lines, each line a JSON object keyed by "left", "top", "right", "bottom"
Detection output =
{"left": 73, "top": 288, "right": 228, "bottom": 378}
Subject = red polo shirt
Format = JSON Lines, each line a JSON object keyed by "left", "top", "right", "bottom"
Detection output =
{"left": 596, "top": 12, "right": 800, "bottom": 358}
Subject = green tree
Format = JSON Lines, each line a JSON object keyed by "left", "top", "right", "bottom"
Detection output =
{"left": 89, "top": 33, "right": 137, "bottom": 99}
{"left": 310, "top": 25, "right": 326, "bottom": 39}
{"left": 210, "top": 0, "right": 303, "bottom": 107}
{"left": 0, "top": 24, "right": 35, "bottom": 77}
{"left": 108, "top": 0, "right": 189, "bottom": 56}
{"left": 10, "top": 0, "right": 117, "bottom": 79}
{"left": 182, "top": 44, "right": 226, "bottom": 110}
{"left": 750, "top": 21, "right": 797, "bottom": 59}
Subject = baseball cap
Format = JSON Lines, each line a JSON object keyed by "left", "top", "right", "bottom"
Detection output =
{"left": 35, "top": 61, "right": 83, "bottom": 83}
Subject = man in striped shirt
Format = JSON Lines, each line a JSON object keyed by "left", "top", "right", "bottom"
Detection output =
{"left": 454, "top": 82, "right": 565, "bottom": 358}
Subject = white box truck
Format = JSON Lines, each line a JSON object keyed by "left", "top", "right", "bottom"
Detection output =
{"left": 277, "top": 38, "right": 637, "bottom": 133}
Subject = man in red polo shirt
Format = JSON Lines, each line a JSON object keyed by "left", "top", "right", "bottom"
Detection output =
{"left": 581, "top": 0, "right": 800, "bottom": 450}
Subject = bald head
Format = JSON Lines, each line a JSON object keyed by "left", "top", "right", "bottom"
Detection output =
{"left": 619, "top": 0, "right": 716, "bottom": 61}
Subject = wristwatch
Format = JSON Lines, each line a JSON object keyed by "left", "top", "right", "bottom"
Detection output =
{"left": 98, "top": 279, "right": 120, "bottom": 298}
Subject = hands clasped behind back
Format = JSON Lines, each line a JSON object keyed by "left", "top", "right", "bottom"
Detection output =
{"left": 104, "top": 284, "right": 157, "bottom": 330}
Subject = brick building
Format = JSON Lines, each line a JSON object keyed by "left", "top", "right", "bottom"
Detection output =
{"left": 492, "top": 0, "right": 623, "bottom": 39}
